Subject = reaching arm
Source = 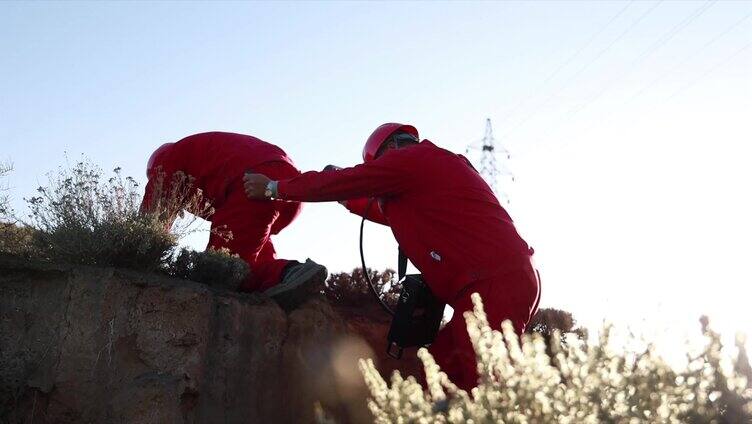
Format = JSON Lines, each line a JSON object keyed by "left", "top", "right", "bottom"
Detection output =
{"left": 276, "top": 150, "right": 414, "bottom": 202}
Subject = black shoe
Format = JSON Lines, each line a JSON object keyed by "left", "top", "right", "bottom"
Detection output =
{"left": 263, "top": 259, "right": 327, "bottom": 309}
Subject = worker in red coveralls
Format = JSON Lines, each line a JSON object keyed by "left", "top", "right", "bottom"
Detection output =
{"left": 141, "top": 132, "right": 327, "bottom": 308}
{"left": 242, "top": 123, "right": 541, "bottom": 391}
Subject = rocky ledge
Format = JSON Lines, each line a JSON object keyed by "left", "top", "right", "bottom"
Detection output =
{"left": 0, "top": 255, "right": 420, "bottom": 423}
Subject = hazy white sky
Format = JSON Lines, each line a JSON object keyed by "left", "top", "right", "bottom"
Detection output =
{"left": 2, "top": 1, "right": 751, "bottom": 347}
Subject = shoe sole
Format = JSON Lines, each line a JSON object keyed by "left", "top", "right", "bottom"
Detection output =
{"left": 264, "top": 265, "right": 327, "bottom": 309}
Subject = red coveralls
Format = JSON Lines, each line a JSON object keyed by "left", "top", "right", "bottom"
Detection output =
{"left": 141, "top": 132, "right": 302, "bottom": 292}
{"left": 275, "top": 140, "right": 540, "bottom": 390}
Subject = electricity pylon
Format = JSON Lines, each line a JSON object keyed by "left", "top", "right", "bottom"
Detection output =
{"left": 466, "top": 118, "right": 514, "bottom": 205}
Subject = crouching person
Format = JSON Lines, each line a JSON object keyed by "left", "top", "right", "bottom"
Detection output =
{"left": 141, "top": 131, "right": 327, "bottom": 308}
{"left": 243, "top": 123, "right": 540, "bottom": 390}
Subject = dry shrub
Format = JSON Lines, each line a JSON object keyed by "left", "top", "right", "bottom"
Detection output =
{"left": 8, "top": 159, "right": 246, "bottom": 289}
{"left": 527, "top": 308, "right": 588, "bottom": 337}
{"left": 526, "top": 307, "right": 588, "bottom": 357}
{"left": 1, "top": 159, "right": 247, "bottom": 291}
{"left": 144, "top": 168, "right": 241, "bottom": 288}
{"left": 360, "top": 293, "right": 752, "bottom": 423}
{"left": 141, "top": 167, "right": 225, "bottom": 239}
{"left": 169, "top": 247, "right": 249, "bottom": 290}
{"left": 0, "top": 223, "right": 38, "bottom": 257}
{"left": 0, "top": 161, "right": 10, "bottom": 219}
{"left": 22, "top": 161, "right": 175, "bottom": 270}
{"left": 324, "top": 268, "right": 400, "bottom": 308}
{"left": 0, "top": 162, "right": 37, "bottom": 257}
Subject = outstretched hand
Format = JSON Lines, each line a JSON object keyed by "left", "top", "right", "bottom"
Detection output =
{"left": 243, "top": 172, "right": 271, "bottom": 199}
{"left": 321, "top": 165, "right": 347, "bottom": 206}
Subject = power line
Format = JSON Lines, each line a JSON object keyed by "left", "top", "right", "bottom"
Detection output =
{"left": 538, "top": 0, "right": 718, "bottom": 137}
{"left": 584, "top": 8, "right": 752, "bottom": 129}
{"left": 543, "top": 1, "right": 635, "bottom": 85}
{"left": 666, "top": 40, "right": 751, "bottom": 101}
{"left": 496, "top": 1, "right": 636, "bottom": 126}
{"left": 538, "top": 12, "right": 751, "bottom": 150}
{"left": 499, "top": 0, "right": 664, "bottom": 140}
{"left": 622, "top": 9, "right": 752, "bottom": 108}
{"left": 629, "top": 0, "right": 716, "bottom": 70}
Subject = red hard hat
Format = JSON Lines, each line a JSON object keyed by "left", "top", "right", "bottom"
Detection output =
{"left": 146, "top": 143, "right": 174, "bottom": 178}
{"left": 362, "top": 123, "right": 419, "bottom": 162}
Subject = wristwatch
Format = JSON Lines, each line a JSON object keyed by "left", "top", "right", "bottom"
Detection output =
{"left": 264, "top": 181, "right": 278, "bottom": 199}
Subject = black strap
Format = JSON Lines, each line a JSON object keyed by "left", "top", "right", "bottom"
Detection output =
{"left": 361, "top": 199, "right": 395, "bottom": 316}
{"left": 398, "top": 248, "right": 408, "bottom": 280}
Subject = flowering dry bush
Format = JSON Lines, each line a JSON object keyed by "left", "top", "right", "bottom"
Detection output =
{"left": 140, "top": 166, "right": 227, "bottom": 240}
{"left": 2, "top": 159, "right": 243, "bottom": 290}
{"left": 360, "top": 294, "right": 752, "bottom": 423}
{"left": 21, "top": 161, "right": 175, "bottom": 269}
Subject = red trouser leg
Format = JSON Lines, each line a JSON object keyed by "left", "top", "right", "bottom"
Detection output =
{"left": 244, "top": 236, "right": 286, "bottom": 291}
{"left": 428, "top": 263, "right": 540, "bottom": 391}
{"left": 207, "top": 161, "right": 302, "bottom": 292}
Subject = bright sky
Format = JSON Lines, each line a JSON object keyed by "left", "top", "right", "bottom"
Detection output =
{"left": 2, "top": 1, "right": 751, "bottom": 354}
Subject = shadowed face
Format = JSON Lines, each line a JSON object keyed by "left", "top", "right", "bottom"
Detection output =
{"left": 375, "top": 132, "right": 419, "bottom": 159}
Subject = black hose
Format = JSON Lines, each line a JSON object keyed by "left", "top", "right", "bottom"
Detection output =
{"left": 359, "top": 198, "right": 395, "bottom": 316}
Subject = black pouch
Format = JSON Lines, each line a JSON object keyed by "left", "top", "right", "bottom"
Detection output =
{"left": 386, "top": 250, "right": 446, "bottom": 359}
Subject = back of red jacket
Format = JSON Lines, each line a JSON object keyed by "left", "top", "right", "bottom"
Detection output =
{"left": 143, "top": 132, "right": 295, "bottom": 211}
{"left": 276, "top": 140, "right": 531, "bottom": 302}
